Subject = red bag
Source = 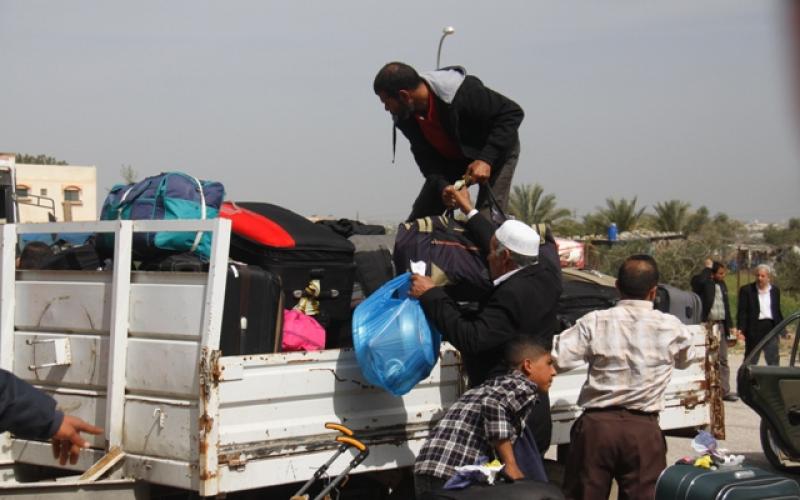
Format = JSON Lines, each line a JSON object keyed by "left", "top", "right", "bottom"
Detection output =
{"left": 220, "top": 201, "right": 295, "bottom": 248}
{"left": 282, "top": 310, "right": 325, "bottom": 351}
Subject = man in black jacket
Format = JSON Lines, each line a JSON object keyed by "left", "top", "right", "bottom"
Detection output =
{"left": 0, "top": 368, "right": 102, "bottom": 465}
{"left": 373, "top": 62, "right": 524, "bottom": 221}
{"left": 409, "top": 186, "right": 562, "bottom": 453}
{"left": 691, "top": 260, "right": 737, "bottom": 401}
{"left": 738, "top": 264, "right": 784, "bottom": 365}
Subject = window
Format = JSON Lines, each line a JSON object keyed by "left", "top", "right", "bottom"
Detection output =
{"left": 40, "top": 188, "right": 47, "bottom": 196}
{"left": 16, "top": 185, "right": 30, "bottom": 198}
{"left": 63, "top": 187, "right": 81, "bottom": 202}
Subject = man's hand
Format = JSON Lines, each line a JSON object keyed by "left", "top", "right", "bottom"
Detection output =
{"left": 51, "top": 415, "right": 103, "bottom": 465}
{"left": 409, "top": 274, "right": 435, "bottom": 298}
{"left": 466, "top": 160, "right": 492, "bottom": 184}
{"left": 704, "top": 258, "right": 713, "bottom": 269}
{"left": 442, "top": 185, "right": 474, "bottom": 215}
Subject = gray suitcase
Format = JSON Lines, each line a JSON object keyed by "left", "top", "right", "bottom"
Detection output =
{"left": 654, "top": 284, "right": 702, "bottom": 325}
{"left": 656, "top": 464, "right": 800, "bottom": 499}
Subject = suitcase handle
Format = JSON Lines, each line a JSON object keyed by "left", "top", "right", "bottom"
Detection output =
{"left": 293, "top": 289, "right": 339, "bottom": 300}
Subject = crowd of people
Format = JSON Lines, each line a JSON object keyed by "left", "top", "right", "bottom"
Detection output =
{"left": 374, "top": 61, "right": 785, "bottom": 499}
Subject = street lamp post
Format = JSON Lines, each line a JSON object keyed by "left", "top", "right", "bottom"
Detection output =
{"left": 436, "top": 26, "right": 455, "bottom": 69}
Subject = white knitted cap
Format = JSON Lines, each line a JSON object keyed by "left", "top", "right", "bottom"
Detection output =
{"left": 495, "top": 220, "right": 540, "bottom": 257}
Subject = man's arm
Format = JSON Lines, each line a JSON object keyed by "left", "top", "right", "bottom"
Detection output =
{"left": 551, "top": 318, "right": 591, "bottom": 373}
{"left": 418, "top": 287, "right": 518, "bottom": 355}
{"left": 493, "top": 439, "right": 524, "bottom": 480}
{"left": 0, "top": 368, "right": 63, "bottom": 440}
{"left": 737, "top": 286, "right": 749, "bottom": 335}
{"left": 457, "top": 78, "right": 524, "bottom": 168}
{"left": 0, "top": 369, "right": 102, "bottom": 465}
{"left": 673, "top": 323, "right": 697, "bottom": 370}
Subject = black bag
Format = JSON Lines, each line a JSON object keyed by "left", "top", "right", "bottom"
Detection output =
{"left": 228, "top": 202, "right": 356, "bottom": 328}
{"left": 556, "top": 276, "right": 619, "bottom": 331}
{"left": 316, "top": 218, "right": 386, "bottom": 238}
{"left": 41, "top": 244, "right": 101, "bottom": 271}
{"left": 219, "top": 263, "right": 284, "bottom": 356}
{"left": 655, "top": 464, "right": 800, "bottom": 499}
{"left": 654, "top": 284, "right": 702, "bottom": 325}
{"left": 393, "top": 215, "right": 492, "bottom": 301}
{"left": 422, "top": 480, "right": 565, "bottom": 500}
{"left": 349, "top": 234, "right": 395, "bottom": 298}
{"left": 139, "top": 252, "right": 209, "bottom": 272}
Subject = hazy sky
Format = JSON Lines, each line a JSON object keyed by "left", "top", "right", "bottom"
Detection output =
{"left": 2, "top": 1, "right": 799, "bottom": 223}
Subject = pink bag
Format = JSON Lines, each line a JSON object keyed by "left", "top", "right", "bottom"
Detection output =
{"left": 282, "top": 309, "right": 325, "bottom": 351}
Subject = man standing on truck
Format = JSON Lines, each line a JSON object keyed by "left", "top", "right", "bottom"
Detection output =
{"left": 0, "top": 368, "right": 102, "bottom": 465}
{"left": 413, "top": 336, "right": 556, "bottom": 499}
{"left": 552, "top": 255, "right": 695, "bottom": 500}
{"left": 691, "top": 259, "right": 738, "bottom": 401}
{"left": 409, "top": 186, "right": 561, "bottom": 455}
{"left": 373, "top": 62, "right": 524, "bottom": 222}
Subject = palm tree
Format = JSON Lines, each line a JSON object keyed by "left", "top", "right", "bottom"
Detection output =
{"left": 597, "top": 197, "right": 646, "bottom": 233}
{"left": 508, "top": 183, "right": 571, "bottom": 226}
{"left": 653, "top": 200, "right": 691, "bottom": 233}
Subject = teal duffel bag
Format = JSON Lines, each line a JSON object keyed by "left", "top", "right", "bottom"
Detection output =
{"left": 99, "top": 172, "right": 225, "bottom": 261}
{"left": 656, "top": 464, "right": 800, "bottom": 499}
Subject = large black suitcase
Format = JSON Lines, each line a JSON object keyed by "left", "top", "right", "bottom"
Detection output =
{"left": 656, "top": 464, "right": 800, "bottom": 499}
{"left": 219, "top": 263, "right": 284, "bottom": 356}
{"left": 40, "top": 244, "right": 101, "bottom": 271}
{"left": 228, "top": 202, "right": 356, "bottom": 328}
{"left": 654, "top": 284, "right": 702, "bottom": 325}
{"left": 556, "top": 277, "right": 619, "bottom": 331}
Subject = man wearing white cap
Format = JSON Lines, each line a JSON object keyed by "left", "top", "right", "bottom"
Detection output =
{"left": 410, "top": 185, "right": 562, "bottom": 455}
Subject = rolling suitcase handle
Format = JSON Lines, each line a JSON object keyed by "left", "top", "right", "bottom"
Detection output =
{"left": 290, "top": 423, "right": 370, "bottom": 500}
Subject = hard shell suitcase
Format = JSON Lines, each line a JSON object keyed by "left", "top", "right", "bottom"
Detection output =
{"left": 219, "top": 263, "right": 284, "bottom": 356}
{"left": 655, "top": 464, "right": 800, "bottom": 499}
{"left": 654, "top": 284, "right": 702, "bottom": 325}
{"left": 225, "top": 202, "right": 356, "bottom": 328}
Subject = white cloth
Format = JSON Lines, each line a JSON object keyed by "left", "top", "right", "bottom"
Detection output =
{"left": 492, "top": 267, "right": 523, "bottom": 287}
{"left": 552, "top": 300, "right": 696, "bottom": 413}
{"left": 758, "top": 285, "right": 773, "bottom": 320}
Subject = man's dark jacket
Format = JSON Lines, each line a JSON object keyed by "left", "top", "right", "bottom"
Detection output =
{"left": 0, "top": 368, "right": 62, "bottom": 439}
{"left": 691, "top": 268, "right": 732, "bottom": 338}
{"left": 418, "top": 214, "right": 562, "bottom": 385}
{"left": 394, "top": 67, "right": 524, "bottom": 197}
{"left": 737, "top": 283, "right": 784, "bottom": 340}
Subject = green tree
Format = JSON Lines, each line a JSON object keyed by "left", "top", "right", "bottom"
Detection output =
{"left": 593, "top": 197, "right": 646, "bottom": 233}
{"left": 684, "top": 206, "right": 710, "bottom": 235}
{"left": 508, "top": 183, "right": 571, "bottom": 226}
{"left": 653, "top": 200, "right": 691, "bottom": 233}
{"left": 15, "top": 153, "right": 68, "bottom": 165}
{"left": 776, "top": 250, "right": 800, "bottom": 295}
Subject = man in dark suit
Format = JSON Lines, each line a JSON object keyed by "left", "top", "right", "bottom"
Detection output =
{"left": 738, "top": 264, "right": 784, "bottom": 365}
{"left": 409, "top": 185, "right": 562, "bottom": 454}
{"left": 691, "top": 259, "right": 737, "bottom": 401}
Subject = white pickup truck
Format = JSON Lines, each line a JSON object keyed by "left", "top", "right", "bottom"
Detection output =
{"left": 0, "top": 219, "right": 713, "bottom": 498}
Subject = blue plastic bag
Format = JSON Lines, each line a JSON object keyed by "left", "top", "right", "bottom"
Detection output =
{"left": 352, "top": 273, "right": 441, "bottom": 396}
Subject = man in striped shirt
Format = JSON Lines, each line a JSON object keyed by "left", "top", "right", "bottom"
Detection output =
{"left": 552, "top": 255, "right": 695, "bottom": 500}
{"left": 413, "top": 336, "right": 556, "bottom": 499}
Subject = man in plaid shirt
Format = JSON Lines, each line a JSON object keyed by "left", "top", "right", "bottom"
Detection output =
{"left": 414, "top": 336, "right": 556, "bottom": 498}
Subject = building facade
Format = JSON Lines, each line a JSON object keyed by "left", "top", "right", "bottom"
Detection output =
{"left": 14, "top": 163, "right": 97, "bottom": 223}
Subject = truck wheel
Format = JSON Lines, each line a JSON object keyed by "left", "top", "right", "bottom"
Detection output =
{"left": 761, "top": 419, "right": 790, "bottom": 471}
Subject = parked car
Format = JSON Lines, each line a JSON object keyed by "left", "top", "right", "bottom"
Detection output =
{"left": 738, "top": 311, "right": 800, "bottom": 470}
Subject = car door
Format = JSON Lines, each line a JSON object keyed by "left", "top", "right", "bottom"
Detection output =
{"left": 738, "top": 311, "right": 800, "bottom": 457}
